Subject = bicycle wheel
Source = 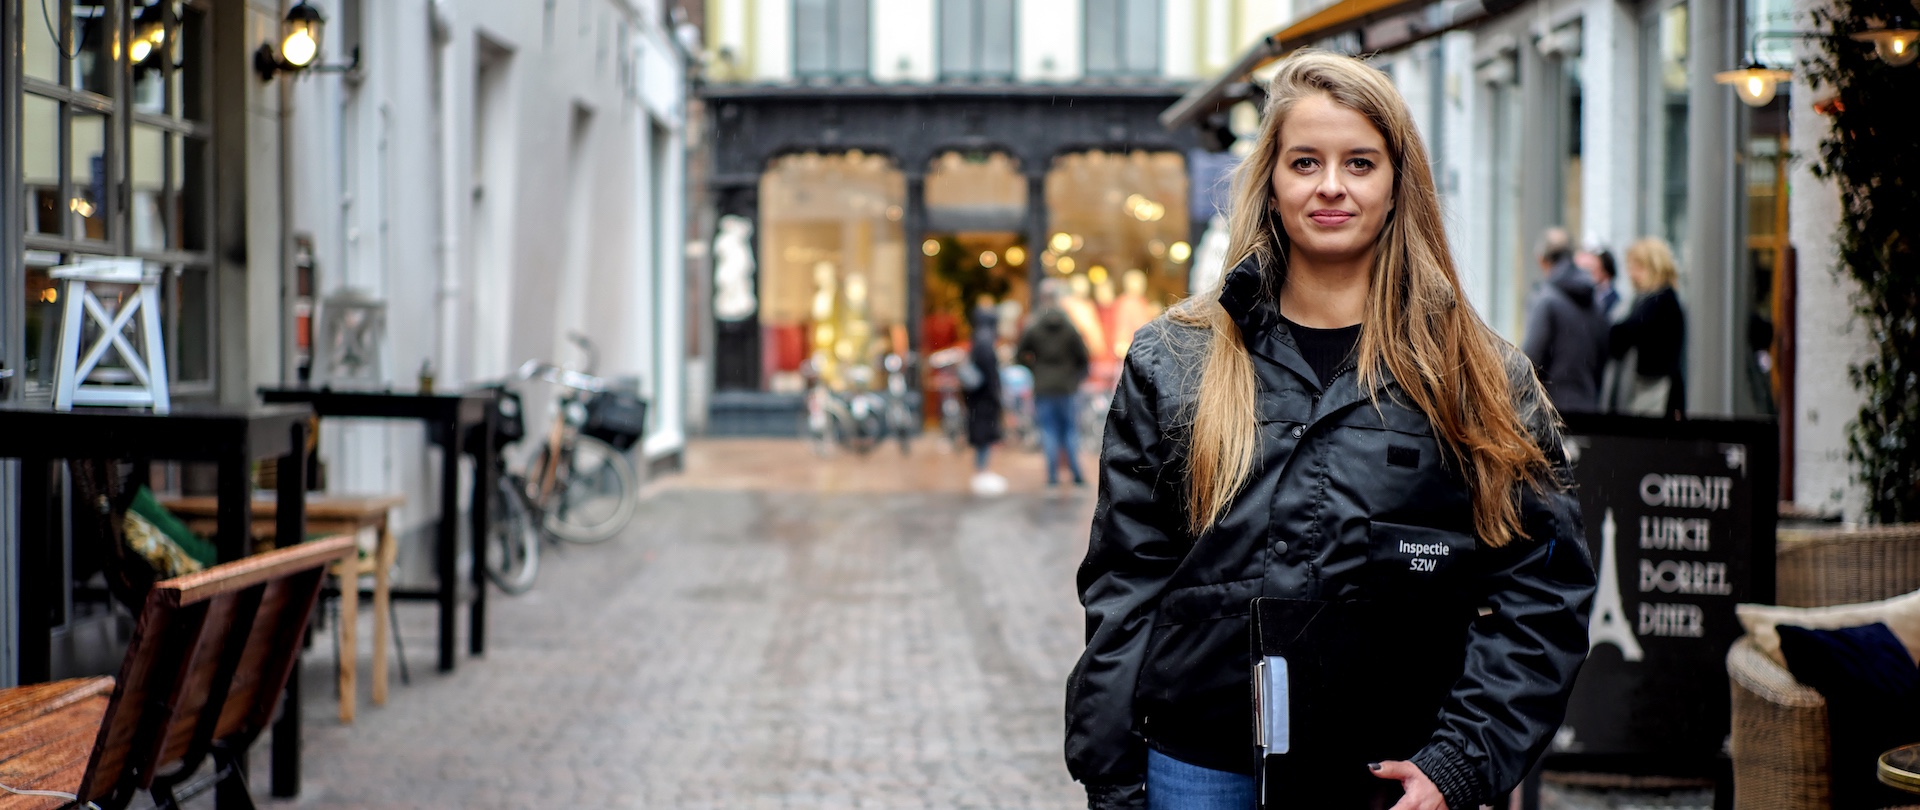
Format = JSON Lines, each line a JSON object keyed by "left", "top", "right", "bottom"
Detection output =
{"left": 535, "top": 436, "right": 640, "bottom": 544}
{"left": 484, "top": 473, "right": 540, "bottom": 594}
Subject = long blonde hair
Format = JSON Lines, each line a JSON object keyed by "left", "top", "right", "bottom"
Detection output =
{"left": 1626, "top": 237, "right": 1679, "bottom": 292}
{"left": 1168, "top": 50, "right": 1550, "bottom": 546}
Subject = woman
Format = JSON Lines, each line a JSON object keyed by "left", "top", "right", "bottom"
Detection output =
{"left": 1064, "top": 52, "right": 1596, "bottom": 810}
{"left": 1609, "top": 238, "right": 1688, "bottom": 418}
{"left": 965, "top": 299, "right": 1007, "bottom": 495}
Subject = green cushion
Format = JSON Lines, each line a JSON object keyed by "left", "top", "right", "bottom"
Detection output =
{"left": 125, "top": 486, "right": 219, "bottom": 571}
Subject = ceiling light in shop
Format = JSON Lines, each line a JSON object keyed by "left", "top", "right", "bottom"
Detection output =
{"left": 1071, "top": 235, "right": 1085, "bottom": 251}
{"left": 1089, "top": 266, "right": 1109, "bottom": 285}
{"left": 1006, "top": 246, "right": 1026, "bottom": 266}
{"left": 1058, "top": 257, "right": 1076, "bottom": 274}
{"left": 981, "top": 251, "right": 999, "bottom": 268}
{"left": 1170, "top": 241, "right": 1192, "bottom": 263}
{"left": 887, "top": 205, "right": 903, "bottom": 221}
{"left": 1040, "top": 251, "right": 1056, "bottom": 268}
{"left": 1148, "top": 240, "right": 1166, "bottom": 257}
{"left": 923, "top": 239, "right": 941, "bottom": 257}
{"left": 1051, "top": 232, "right": 1073, "bottom": 253}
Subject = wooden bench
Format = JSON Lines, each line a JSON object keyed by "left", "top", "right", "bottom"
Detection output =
{"left": 161, "top": 494, "right": 404, "bottom": 723}
{"left": 0, "top": 536, "right": 355, "bottom": 810}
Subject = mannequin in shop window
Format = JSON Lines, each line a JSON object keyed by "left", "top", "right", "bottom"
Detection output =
{"left": 810, "top": 261, "right": 841, "bottom": 387}
{"left": 1110, "top": 269, "right": 1163, "bottom": 359}
{"left": 1063, "top": 274, "right": 1111, "bottom": 388}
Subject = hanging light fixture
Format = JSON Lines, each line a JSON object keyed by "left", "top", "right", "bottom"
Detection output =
{"left": 130, "top": 3, "right": 166, "bottom": 64}
{"left": 255, "top": 1, "right": 358, "bottom": 81}
{"left": 1851, "top": 17, "right": 1920, "bottom": 66}
{"left": 1715, "top": 63, "right": 1794, "bottom": 107}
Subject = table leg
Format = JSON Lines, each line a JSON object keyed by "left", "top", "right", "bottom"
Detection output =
{"left": 335, "top": 557, "right": 358, "bottom": 723}
{"left": 17, "top": 458, "right": 53, "bottom": 684}
{"left": 215, "top": 453, "right": 252, "bottom": 563}
{"left": 270, "top": 425, "right": 308, "bottom": 797}
{"left": 469, "top": 420, "right": 493, "bottom": 658}
{"left": 276, "top": 423, "right": 307, "bottom": 548}
{"left": 271, "top": 665, "right": 301, "bottom": 797}
{"left": 372, "top": 525, "right": 394, "bottom": 705}
{"left": 437, "top": 422, "right": 461, "bottom": 673}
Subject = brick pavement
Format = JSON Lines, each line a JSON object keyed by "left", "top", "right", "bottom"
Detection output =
{"left": 228, "top": 439, "right": 1711, "bottom": 810}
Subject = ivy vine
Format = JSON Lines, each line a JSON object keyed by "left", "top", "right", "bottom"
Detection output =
{"left": 1806, "top": 0, "right": 1920, "bottom": 522}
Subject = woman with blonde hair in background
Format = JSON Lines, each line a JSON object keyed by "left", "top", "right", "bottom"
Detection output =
{"left": 1064, "top": 51, "right": 1596, "bottom": 810}
{"left": 1608, "top": 237, "right": 1688, "bottom": 418}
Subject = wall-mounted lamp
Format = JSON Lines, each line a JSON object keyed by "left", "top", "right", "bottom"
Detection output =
{"left": 1714, "top": 64, "right": 1794, "bottom": 107}
{"left": 255, "top": 2, "right": 358, "bottom": 81}
{"left": 130, "top": 3, "right": 166, "bottom": 64}
{"left": 1851, "top": 17, "right": 1920, "bottom": 66}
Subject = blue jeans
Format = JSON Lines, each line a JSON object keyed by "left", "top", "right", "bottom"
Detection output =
{"left": 1034, "top": 394, "right": 1084, "bottom": 484}
{"left": 1147, "top": 749, "right": 1257, "bottom": 810}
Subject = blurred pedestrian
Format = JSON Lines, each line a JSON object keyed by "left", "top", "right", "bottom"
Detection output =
{"left": 1065, "top": 51, "right": 1595, "bottom": 810}
{"left": 1580, "top": 247, "right": 1625, "bottom": 322}
{"left": 1016, "top": 280, "right": 1090, "bottom": 487}
{"left": 966, "top": 298, "right": 1007, "bottom": 495}
{"left": 1521, "top": 226, "right": 1609, "bottom": 412}
{"left": 1609, "top": 238, "right": 1688, "bottom": 418}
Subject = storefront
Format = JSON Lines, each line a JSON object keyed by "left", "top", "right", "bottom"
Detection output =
{"left": 701, "top": 84, "right": 1200, "bottom": 433}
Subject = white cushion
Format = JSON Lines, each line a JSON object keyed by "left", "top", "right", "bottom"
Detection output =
{"left": 1736, "top": 589, "right": 1920, "bottom": 666}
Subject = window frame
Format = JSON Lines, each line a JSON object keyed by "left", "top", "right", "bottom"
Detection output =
{"left": 8, "top": 0, "right": 218, "bottom": 400}
{"left": 792, "top": 0, "right": 871, "bottom": 82}
{"left": 936, "top": 0, "right": 1018, "bottom": 83}
{"left": 1083, "top": 0, "right": 1162, "bottom": 79}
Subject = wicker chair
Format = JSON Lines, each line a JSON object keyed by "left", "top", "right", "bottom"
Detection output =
{"left": 1727, "top": 524, "right": 1920, "bottom": 810}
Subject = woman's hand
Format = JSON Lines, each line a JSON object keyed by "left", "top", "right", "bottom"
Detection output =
{"left": 1370, "top": 760, "right": 1449, "bottom": 810}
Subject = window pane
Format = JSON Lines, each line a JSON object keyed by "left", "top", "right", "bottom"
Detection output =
{"left": 835, "top": 0, "right": 868, "bottom": 75}
{"left": 171, "top": 266, "right": 214, "bottom": 383}
{"left": 941, "top": 0, "right": 977, "bottom": 77}
{"left": 179, "top": 3, "right": 210, "bottom": 122}
{"left": 24, "top": 95, "right": 62, "bottom": 237}
{"left": 24, "top": 0, "right": 60, "bottom": 81}
{"left": 181, "top": 136, "right": 210, "bottom": 251}
{"left": 130, "top": 125, "right": 167, "bottom": 252}
{"left": 1123, "top": 0, "right": 1160, "bottom": 75}
{"left": 24, "top": 252, "right": 64, "bottom": 389}
{"left": 795, "top": 0, "right": 831, "bottom": 75}
{"left": 978, "top": 0, "right": 1015, "bottom": 78}
{"left": 72, "top": 1, "right": 114, "bottom": 96}
{"left": 71, "top": 108, "right": 110, "bottom": 241}
{"left": 1085, "top": 1, "right": 1118, "bottom": 75}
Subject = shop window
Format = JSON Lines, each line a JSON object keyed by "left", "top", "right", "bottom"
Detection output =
{"left": 922, "top": 152, "right": 1028, "bottom": 357}
{"left": 1085, "top": 0, "right": 1161, "bottom": 78}
{"left": 1640, "top": 1, "right": 1690, "bottom": 261}
{"left": 1043, "top": 151, "right": 1189, "bottom": 387}
{"left": 794, "top": 0, "right": 869, "bottom": 81}
{"left": 12, "top": 1, "right": 218, "bottom": 396}
{"left": 938, "top": 0, "right": 1016, "bottom": 82}
{"left": 758, "top": 152, "right": 906, "bottom": 392}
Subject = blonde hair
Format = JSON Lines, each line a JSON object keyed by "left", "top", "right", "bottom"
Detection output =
{"left": 1626, "top": 237, "right": 1679, "bottom": 291}
{"left": 1166, "top": 50, "right": 1551, "bottom": 546}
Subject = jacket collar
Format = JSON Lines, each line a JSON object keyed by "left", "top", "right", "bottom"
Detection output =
{"left": 1216, "top": 254, "right": 1397, "bottom": 413}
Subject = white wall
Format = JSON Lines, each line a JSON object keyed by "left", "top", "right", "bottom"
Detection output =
{"left": 1019, "top": 0, "right": 1082, "bottom": 81}
{"left": 1161, "top": 0, "right": 1198, "bottom": 81}
{"left": 287, "top": 0, "right": 689, "bottom": 542}
{"left": 874, "top": 0, "right": 936, "bottom": 82}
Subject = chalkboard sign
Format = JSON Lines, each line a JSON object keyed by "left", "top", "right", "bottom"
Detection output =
{"left": 1548, "top": 415, "right": 1777, "bottom": 775}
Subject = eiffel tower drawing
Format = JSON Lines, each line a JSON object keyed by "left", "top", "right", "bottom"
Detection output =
{"left": 1588, "top": 508, "right": 1644, "bottom": 661}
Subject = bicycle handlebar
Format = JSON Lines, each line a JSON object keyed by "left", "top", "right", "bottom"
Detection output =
{"left": 515, "top": 359, "right": 607, "bottom": 394}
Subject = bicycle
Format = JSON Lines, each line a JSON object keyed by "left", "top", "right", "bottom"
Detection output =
{"left": 926, "top": 347, "right": 970, "bottom": 452}
{"left": 801, "top": 360, "right": 889, "bottom": 457}
{"left": 881, "top": 352, "right": 919, "bottom": 456}
{"left": 479, "top": 341, "right": 644, "bottom": 594}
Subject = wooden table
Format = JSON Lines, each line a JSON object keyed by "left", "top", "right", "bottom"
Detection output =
{"left": 1880, "top": 742, "right": 1920, "bottom": 794}
{"left": 257, "top": 387, "right": 496, "bottom": 673}
{"left": 0, "top": 404, "right": 312, "bottom": 797}
{"left": 162, "top": 493, "right": 405, "bottom": 724}
{"left": 0, "top": 678, "right": 112, "bottom": 809}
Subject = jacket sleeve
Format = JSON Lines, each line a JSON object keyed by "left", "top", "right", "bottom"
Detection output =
{"left": 1521, "top": 295, "right": 1555, "bottom": 380}
{"left": 1064, "top": 334, "right": 1189, "bottom": 805}
{"left": 1409, "top": 358, "right": 1598, "bottom": 810}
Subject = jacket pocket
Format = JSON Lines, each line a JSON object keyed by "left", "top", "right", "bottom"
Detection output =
{"left": 1153, "top": 577, "right": 1263, "bottom": 627}
{"left": 1366, "top": 521, "right": 1476, "bottom": 593}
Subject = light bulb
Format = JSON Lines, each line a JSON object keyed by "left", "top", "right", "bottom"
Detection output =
{"left": 1852, "top": 22, "right": 1920, "bottom": 68}
{"left": 130, "top": 38, "right": 153, "bottom": 62}
{"left": 282, "top": 28, "right": 318, "bottom": 67}
{"left": 1715, "top": 66, "right": 1790, "bottom": 108}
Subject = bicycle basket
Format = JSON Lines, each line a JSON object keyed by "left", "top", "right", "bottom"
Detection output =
{"left": 583, "top": 390, "right": 647, "bottom": 451}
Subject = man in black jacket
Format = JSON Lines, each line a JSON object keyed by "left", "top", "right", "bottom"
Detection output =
{"left": 1016, "top": 280, "right": 1092, "bottom": 486}
{"left": 1522, "top": 227, "right": 1610, "bottom": 413}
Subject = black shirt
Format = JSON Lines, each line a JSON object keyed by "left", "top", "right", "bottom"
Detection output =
{"left": 1283, "top": 315, "right": 1362, "bottom": 388}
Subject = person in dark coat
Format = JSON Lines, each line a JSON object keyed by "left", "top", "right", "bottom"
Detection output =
{"left": 964, "top": 300, "right": 1006, "bottom": 494}
{"left": 1521, "top": 227, "right": 1611, "bottom": 413}
{"left": 1064, "top": 52, "right": 1595, "bottom": 810}
{"left": 1016, "top": 280, "right": 1091, "bottom": 486}
{"left": 1609, "top": 237, "right": 1688, "bottom": 418}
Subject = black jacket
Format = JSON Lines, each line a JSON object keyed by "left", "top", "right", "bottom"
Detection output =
{"left": 1065, "top": 260, "right": 1596, "bottom": 810}
{"left": 1522, "top": 259, "right": 1611, "bottom": 413}
{"left": 1608, "top": 287, "right": 1687, "bottom": 416}
{"left": 964, "top": 337, "right": 1003, "bottom": 448}
{"left": 1017, "top": 309, "right": 1092, "bottom": 397}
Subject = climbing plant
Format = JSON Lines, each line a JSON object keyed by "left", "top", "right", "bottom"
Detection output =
{"left": 1806, "top": 0, "right": 1920, "bottom": 521}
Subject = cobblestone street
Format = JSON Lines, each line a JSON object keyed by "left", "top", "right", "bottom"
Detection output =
{"left": 233, "top": 439, "right": 1712, "bottom": 809}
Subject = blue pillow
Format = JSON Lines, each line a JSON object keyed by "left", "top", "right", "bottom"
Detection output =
{"left": 1777, "top": 622, "right": 1920, "bottom": 810}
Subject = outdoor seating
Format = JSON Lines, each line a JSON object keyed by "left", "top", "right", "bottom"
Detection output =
{"left": 1727, "top": 524, "right": 1920, "bottom": 810}
{"left": 0, "top": 536, "right": 353, "bottom": 810}
{"left": 160, "top": 493, "right": 406, "bottom": 724}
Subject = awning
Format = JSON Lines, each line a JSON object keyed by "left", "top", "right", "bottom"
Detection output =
{"left": 1160, "top": 0, "right": 1519, "bottom": 131}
